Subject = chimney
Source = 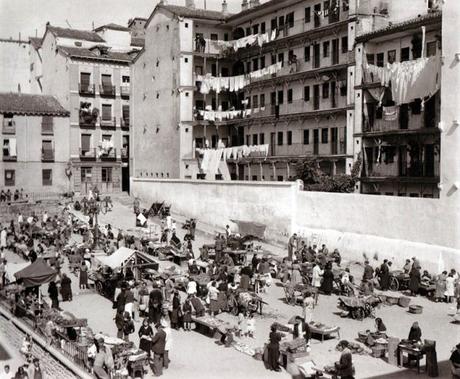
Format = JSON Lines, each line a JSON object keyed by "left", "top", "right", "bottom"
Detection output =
{"left": 222, "top": 0, "right": 228, "bottom": 15}
{"left": 185, "top": 0, "right": 195, "bottom": 9}
{"left": 249, "top": 0, "right": 260, "bottom": 7}
{"left": 242, "top": 0, "right": 249, "bottom": 11}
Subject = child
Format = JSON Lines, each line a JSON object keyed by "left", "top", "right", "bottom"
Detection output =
{"left": 247, "top": 313, "right": 256, "bottom": 338}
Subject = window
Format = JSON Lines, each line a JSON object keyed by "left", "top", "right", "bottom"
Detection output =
{"left": 260, "top": 94, "right": 265, "bottom": 107}
{"left": 287, "top": 131, "right": 292, "bottom": 145}
{"left": 366, "top": 54, "right": 375, "bottom": 65}
{"left": 303, "top": 129, "right": 310, "bottom": 144}
{"left": 42, "top": 140, "right": 53, "bottom": 160}
{"left": 277, "top": 132, "right": 283, "bottom": 145}
{"left": 376, "top": 53, "right": 384, "bottom": 67}
{"left": 122, "top": 75, "right": 130, "bottom": 84}
{"left": 321, "top": 128, "right": 328, "bottom": 143}
{"left": 287, "top": 89, "right": 293, "bottom": 103}
{"left": 252, "top": 58, "right": 259, "bottom": 71}
{"left": 305, "top": 7, "right": 311, "bottom": 23}
{"left": 313, "top": 85, "right": 320, "bottom": 110}
{"left": 81, "top": 134, "right": 91, "bottom": 153}
{"left": 81, "top": 167, "right": 92, "bottom": 182}
{"left": 401, "top": 47, "right": 410, "bottom": 62}
{"left": 122, "top": 105, "right": 130, "bottom": 121}
{"left": 387, "top": 50, "right": 396, "bottom": 64}
{"left": 252, "top": 95, "right": 258, "bottom": 108}
{"left": 323, "top": 1, "right": 330, "bottom": 16}
{"left": 252, "top": 175, "right": 258, "bottom": 181}
{"left": 427, "top": 41, "right": 437, "bottom": 57}
{"left": 332, "top": 39, "right": 339, "bottom": 64}
{"left": 271, "top": 18, "right": 277, "bottom": 31}
{"left": 277, "top": 90, "right": 284, "bottom": 104}
{"left": 260, "top": 56, "right": 266, "bottom": 69}
{"left": 278, "top": 52, "right": 284, "bottom": 67}
{"left": 343, "top": 0, "right": 349, "bottom": 11}
{"left": 279, "top": 15, "right": 285, "bottom": 27}
{"left": 259, "top": 133, "right": 265, "bottom": 144}
{"left": 101, "top": 104, "right": 112, "bottom": 120}
{"left": 42, "top": 169, "right": 52, "bottom": 186}
{"left": 102, "top": 167, "right": 113, "bottom": 183}
{"left": 246, "top": 96, "right": 251, "bottom": 109}
{"left": 322, "top": 82, "right": 329, "bottom": 98}
{"left": 271, "top": 54, "right": 276, "bottom": 65}
{"left": 4, "top": 170, "right": 15, "bottom": 186}
{"left": 304, "top": 86, "right": 310, "bottom": 101}
{"left": 314, "top": 4, "right": 322, "bottom": 28}
{"left": 286, "top": 12, "right": 295, "bottom": 28}
{"left": 80, "top": 72, "right": 90, "bottom": 85}
{"left": 212, "top": 64, "right": 217, "bottom": 76}
{"left": 246, "top": 27, "right": 251, "bottom": 36}
{"left": 323, "top": 41, "right": 330, "bottom": 57}
{"left": 304, "top": 45, "right": 310, "bottom": 62}
{"left": 3, "top": 138, "right": 17, "bottom": 158}
{"left": 245, "top": 61, "right": 251, "bottom": 74}
{"left": 246, "top": 135, "right": 250, "bottom": 146}
{"left": 101, "top": 74, "right": 112, "bottom": 86}
{"left": 102, "top": 134, "right": 112, "bottom": 143}
{"left": 340, "top": 80, "right": 347, "bottom": 96}
{"left": 210, "top": 33, "right": 218, "bottom": 41}
{"left": 341, "top": 36, "right": 348, "bottom": 53}
{"left": 221, "top": 67, "right": 229, "bottom": 77}
{"left": 184, "top": 57, "right": 188, "bottom": 63}
{"left": 261, "top": 22, "right": 266, "bottom": 33}
{"left": 252, "top": 24, "right": 259, "bottom": 34}
{"left": 224, "top": 33, "right": 228, "bottom": 41}
{"left": 252, "top": 134, "right": 258, "bottom": 145}
{"left": 42, "top": 116, "right": 53, "bottom": 134}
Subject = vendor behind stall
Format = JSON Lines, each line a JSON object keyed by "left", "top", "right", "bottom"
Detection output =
{"left": 334, "top": 340, "right": 355, "bottom": 379}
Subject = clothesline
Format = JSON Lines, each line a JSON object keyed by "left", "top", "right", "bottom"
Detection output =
{"left": 197, "top": 144, "right": 270, "bottom": 162}
{"left": 197, "top": 109, "right": 254, "bottom": 122}
{"left": 363, "top": 53, "right": 441, "bottom": 105}
{"left": 205, "top": 30, "right": 277, "bottom": 53}
{"left": 196, "top": 62, "right": 283, "bottom": 94}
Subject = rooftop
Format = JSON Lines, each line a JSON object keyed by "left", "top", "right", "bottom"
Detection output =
{"left": 58, "top": 45, "right": 135, "bottom": 63}
{"left": 47, "top": 25, "right": 105, "bottom": 43}
{"left": 128, "top": 17, "right": 148, "bottom": 27}
{"left": 157, "top": 4, "right": 229, "bottom": 21}
{"left": 29, "top": 37, "right": 42, "bottom": 49}
{"left": 130, "top": 37, "right": 145, "bottom": 47}
{"left": 0, "top": 93, "right": 69, "bottom": 117}
{"left": 94, "top": 23, "right": 131, "bottom": 32}
{"left": 356, "top": 11, "right": 442, "bottom": 43}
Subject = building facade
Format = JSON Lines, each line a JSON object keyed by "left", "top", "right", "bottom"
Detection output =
{"left": 353, "top": 8, "right": 442, "bottom": 197}
{"left": 39, "top": 24, "right": 140, "bottom": 194}
{"left": 0, "top": 38, "right": 32, "bottom": 93}
{"left": 0, "top": 93, "right": 70, "bottom": 192}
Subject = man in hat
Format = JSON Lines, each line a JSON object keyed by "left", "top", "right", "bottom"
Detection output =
{"left": 151, "top": 322, "right": 166, "bottom": 376}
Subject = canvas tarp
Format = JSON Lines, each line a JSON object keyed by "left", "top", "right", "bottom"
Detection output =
{"left": 95, "top": 247, "right": 136, "bottom": 269}
{"left": 14, "top": 258, "right": 57, "bottom": 287}
{"left": 230, "top": 220, "right": 266, "bottom": 240}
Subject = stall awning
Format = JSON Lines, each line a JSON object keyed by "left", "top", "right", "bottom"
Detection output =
{"left": 96, "top": 247, "right": 136, "bottom": 269}
{"left": 230, "top": 220, "right": 266, "bottom": 240}
{"left": 14, "top": 258, "right": 57, "bottom": 287}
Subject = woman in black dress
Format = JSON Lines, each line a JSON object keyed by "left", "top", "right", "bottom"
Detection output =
{"left": 48, "top": 281, "right": 59, "bottom": 309}
{"left": 321, "top": 262, "right": 334, "bottom": 295}
{"left": 267, "top": 325, "right": 282, "bottom": 371}
{"left": 170, "top": 292, "right": 181, "bottom": 330}
{"left": 138, "top": 318, "right": 153, "bottom": 357}
{"left": 183, "top": 298, "right": 192, "bottom": 331}
{"left": 60, "top": 273, "right": 72, "bottom": 301}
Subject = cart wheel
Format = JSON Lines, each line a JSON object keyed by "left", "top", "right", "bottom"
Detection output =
{"left": 389, "top": 277, "right": 399, "bottom": 291}
{"left": 351, "top": 308, "right": 365, "bottom": 320}
{"left": 96, "top": 281, "right": 103, "bottom": 295}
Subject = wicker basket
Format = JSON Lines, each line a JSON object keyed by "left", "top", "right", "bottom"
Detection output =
{"left": 371, "top": 345, "right": 387, "bottom": 358}
{"left": 386, "top": 296, "right": 400, "bottom": 305}
{"left": 398, "top": 296, "right": 411, "bottom": 308}
{"left": 409, "top": 305, "right": 423, "bottom": 314}
{"left": 358, "top": 331, "right": 369, "bottom": 343}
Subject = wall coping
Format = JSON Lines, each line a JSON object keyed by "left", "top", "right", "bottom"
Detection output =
{"left": 131, "top": 177, "right": 296, "bottom": 188}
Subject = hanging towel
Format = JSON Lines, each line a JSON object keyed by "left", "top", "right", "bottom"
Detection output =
{"left": 383, "top": 106, "right": 399, "bottom": 121}
{"left": 9, "top": 138, "right": 17, "bottom": 157}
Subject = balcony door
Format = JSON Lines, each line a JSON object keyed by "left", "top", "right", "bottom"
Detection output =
{"left": 313, "top": 129, "right": 319, "bottom": 155}
{"left": 313, "top": 44, "right": 320, "bottom": 68}
{"left": 330, "top": 127, "right": 338, "bottom": 155}
{"left": 270, "top": 132, "right": 276, "bottom": 156}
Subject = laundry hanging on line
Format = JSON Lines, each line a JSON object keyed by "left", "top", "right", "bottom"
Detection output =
{"left": 206, "top": 30, "right": 277, "bottom": 54}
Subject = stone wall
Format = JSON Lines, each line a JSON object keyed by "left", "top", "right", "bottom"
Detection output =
{"left": 131, "top": 178, "right": 460, "bottom": 272}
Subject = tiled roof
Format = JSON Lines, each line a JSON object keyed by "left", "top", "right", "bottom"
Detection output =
{"left": 0, "top": 93, "right": 69, "bottom": 117}
{"left": 158, "top": 4, "right": 228, "bottom": 21}
{"left": 356, "top": 11, "right": 442, "bottom": 43}
{"left": 131, "top": 37, "right": 145, "bottom": 47}
{"left": 47, "top": 25, "right": 105, "bottom": 43}
{"left": 226, "top": 0, "right": 278, "bottom": 21}
{"left": 58, "top": 46, "right": 135, "bottom": 63}
{"left": 29, "top": 37, "right": 42, "bottom": 49}
{"left": 94, "top": 23, "right": 130, "bottom": 32}
{"left": 128, "top": 17, "right": 147, "bottom": 27}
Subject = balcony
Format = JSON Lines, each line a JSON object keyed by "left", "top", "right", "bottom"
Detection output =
{"left": 79, "top": 83, "right": 95, "bottom": 96}
{"left": 120, "top": 118, "right": 130, "bottom": 130}
{"left": 2, "top": 120, "right": 15, "bottom": 134}
{"left": 99, "top": 148, "right": 117, "bottom": 161}
{"left": 100, "top": 117, "right": 117, "bottom": 129}
{"left": 99, "top": 84, "right": 116, "bottom": 97}
{"left": 121, "top": 148, "right": 129, "bottom": 161}
{"left": 41, "top": 149, "right": 54, "bottom": 162}
{"left": 194, "top": 41, "right": 221, "bottom": 56}
{"left": 41, "top": 120, "right": 54, "bottom": 135}
{"left": 120, "top": 86, "right": 130, "bottom": 98}
{"left": 79, "top": 114, "right": 97, "bottom": 128}
{"left": 79, "top": 148, "right": 96, "bottom": 160}
{"left": 2, "top": 154, "right": 17, "bottom": 162}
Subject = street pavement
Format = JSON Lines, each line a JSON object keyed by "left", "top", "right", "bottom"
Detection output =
{"left": 3, "top": 197, "right": 457, "bottom": 378}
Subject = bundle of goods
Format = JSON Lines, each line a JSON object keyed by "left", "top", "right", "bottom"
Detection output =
{"left": 271, "top": 322, "right": 292, "bottom": 333}
{"left": 385, "top": 295, "right": 400, "bottom": 305}
{"left": 336, "top": 340, "right": 371, "bottom": 355}
{"left": 281, "top": 338, "right": 308, "bottom": 355}
{"left": 233, "top": 341, "right": 256, "bottom": 357}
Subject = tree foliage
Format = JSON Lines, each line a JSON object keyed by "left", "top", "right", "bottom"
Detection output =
{"left": 293, "top": 154, "right": 362, "bottom": 193}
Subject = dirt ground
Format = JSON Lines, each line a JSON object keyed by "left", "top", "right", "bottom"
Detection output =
{"left": 2, "top": 197, "right": 458, "bottom": 378}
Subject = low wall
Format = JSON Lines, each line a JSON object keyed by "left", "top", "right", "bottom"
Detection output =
{"left": 131, "top": 178, "right": 460, "bottom": 272}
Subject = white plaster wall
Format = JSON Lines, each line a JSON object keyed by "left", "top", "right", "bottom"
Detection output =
{"left": 131, "top": 178, "right": 460, "bottom": 272}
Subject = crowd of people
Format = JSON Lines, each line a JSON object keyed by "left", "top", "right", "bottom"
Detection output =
{"left": 0, "top": 188, "right": 26, "bottom": 203}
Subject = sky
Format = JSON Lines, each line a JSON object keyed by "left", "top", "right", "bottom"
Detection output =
{"left": 0, "top": 0, "right": 253, "bottom": 40}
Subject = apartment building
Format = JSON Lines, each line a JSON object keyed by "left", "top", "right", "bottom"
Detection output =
{"left": 353, "top": 8, "right": 442, "bottom": 197}
{"left": 39, "top": 24, "right": 140, "bottom": 194}
{"left": 0, "top": 93, "right": 70, "bottom": 192}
